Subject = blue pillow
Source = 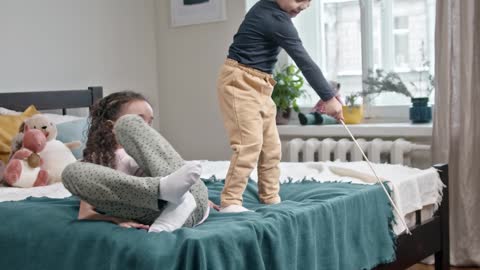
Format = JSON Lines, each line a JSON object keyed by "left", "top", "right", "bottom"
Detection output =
{"left": 56, "top": 118, "right": 89, "bottom": 160}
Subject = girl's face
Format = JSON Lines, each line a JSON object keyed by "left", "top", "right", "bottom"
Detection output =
{"left": 119, "top": 100, "right": 154, "bottom": 126}
{"left": 276, "top": 0, "right": 311, "bottom": 17}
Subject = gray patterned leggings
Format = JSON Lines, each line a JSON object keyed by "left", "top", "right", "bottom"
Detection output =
{"left": 62, "top": 114, "right": 209, "bottom": 227}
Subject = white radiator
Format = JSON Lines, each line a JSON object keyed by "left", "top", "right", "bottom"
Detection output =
{"left": 286, "top": 138, "right": 430, "bottom": 165}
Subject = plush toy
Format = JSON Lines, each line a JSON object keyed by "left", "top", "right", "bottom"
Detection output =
{"left": 298, "top": 112, "right": 338, "bottom": 125}
{"left": 0, "top": 161, "right": 5, "bottom": 184}
{"left": 9, "top": 115, "right": 79, "bottom": 184}
{"left": 4, "top": 126, "right": 49, "bottom": 187}
{"left": 297, "top": 80, "right": 343, "bottom": 125}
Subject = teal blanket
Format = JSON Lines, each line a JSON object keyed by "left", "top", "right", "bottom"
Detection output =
{"left": 0, "top": 180, "right": 395, "bottom": 270}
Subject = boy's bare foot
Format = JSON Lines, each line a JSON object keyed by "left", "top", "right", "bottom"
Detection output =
{"left": 219, "top": 205, "right": 251, "bottom": 213}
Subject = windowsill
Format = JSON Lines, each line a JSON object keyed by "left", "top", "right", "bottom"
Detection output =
{"left": 277, "top": 122, "right": 433, "bottom": 138}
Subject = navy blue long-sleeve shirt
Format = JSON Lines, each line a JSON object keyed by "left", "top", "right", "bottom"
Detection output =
{"left": 227, "top": 0, "right": 334, "bottom": 101}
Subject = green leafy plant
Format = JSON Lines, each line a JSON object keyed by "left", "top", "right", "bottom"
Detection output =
{"left": 363, "top": 69, "right": 413, "bottom": 98}
{"left": 272, "top": 64, "right": 307, "bottom": 113}
{"left": 410, "top": 42, "right": 435, "bottom": 98}
{"left": 344, "top": 85, "right": 383, "bottom": 107}
{"left": 344, "top": 92, "right": 361, "bottom": 107}
{"left": 410, "top": 62, "right": 435, "bottom": 98}
{"left": 364, "top": 43, "right": 435, "bottom": 99}
{"left": 364, "top": 68, "right": 434, "bottom": 99}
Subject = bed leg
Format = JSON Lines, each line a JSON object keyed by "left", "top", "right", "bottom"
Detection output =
{"left": 434, "top": 164, "right": 449, "bottom": 270}
{"left": 434, "top": 250, "right": 449, "bottom": 270}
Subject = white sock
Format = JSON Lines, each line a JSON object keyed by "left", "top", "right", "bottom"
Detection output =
{"left": 159, "top": 161, "right": 201, "bottom": 204}
{"left": 219, "top": 205, "right": 252, "bottom": 213}
{"left": 149, "top": 192, "right": 197, "bottom": 233}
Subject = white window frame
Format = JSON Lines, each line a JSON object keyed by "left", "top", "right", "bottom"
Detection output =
{"left": 301, "top": 0, "right": 434, "bottom": 121}
{"left": 245, "top": 0, "right": 435, "bottom": 122}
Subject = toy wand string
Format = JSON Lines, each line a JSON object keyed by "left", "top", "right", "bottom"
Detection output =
{"left": 339, "top": 119, "right": 412, "bottom": 235}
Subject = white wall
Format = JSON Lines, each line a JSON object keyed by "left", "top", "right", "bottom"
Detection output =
{"left": 0, "top": 0, "right": 160, "bottom": 125}
{"left": 0, "top": 0, "right": 246, "bottom": 160}
{"left": 154, "top": 0, "right": 245, "bottom": 160}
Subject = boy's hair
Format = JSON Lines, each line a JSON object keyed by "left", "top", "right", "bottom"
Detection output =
{"left": 82, "top": 91, "right": 148, "bottom": 168}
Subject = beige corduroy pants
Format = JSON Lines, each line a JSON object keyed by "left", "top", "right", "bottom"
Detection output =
{"left": 217, "top": 58, "right": 281, "bottom": 207}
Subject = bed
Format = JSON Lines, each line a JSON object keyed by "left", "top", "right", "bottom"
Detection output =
{"left": 0, "top": 87, "right": 449, "bottom": 270}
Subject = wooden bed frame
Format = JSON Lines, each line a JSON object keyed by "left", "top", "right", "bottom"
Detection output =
{"left": 0, "top": 86, "right": 103, "bottom": 115}
{"left": 0, "top": 87, "right": 449, "bottom": 270}
{"left": 374, "top": 163, "right": 449, "bottom": 270}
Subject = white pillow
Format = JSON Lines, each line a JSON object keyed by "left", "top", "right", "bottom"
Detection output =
{"left": 0, "top": 107, "right": 83, "bottom": 125}
{"left": 42, "top": 113, "right": 83, "bottom": 125}
{"left": 0, "top": 107, "right": 21, "bottom": 115}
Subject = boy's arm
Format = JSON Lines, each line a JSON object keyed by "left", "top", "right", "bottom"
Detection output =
{"left": 271, "top": 15, "right": 335, "bottom": 101}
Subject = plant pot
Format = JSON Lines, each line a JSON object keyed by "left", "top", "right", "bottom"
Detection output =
{"left": 276, "top": 108, "right": 291, "bottom": 125}
{"left": 409, "top": 97, "right": 432, "bottom": 123}
{"left": 342, "top": 105, "right": 364, "bottom": 124}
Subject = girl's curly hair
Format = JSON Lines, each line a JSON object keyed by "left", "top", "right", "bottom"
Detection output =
{"left": 82, "top": 91, "right": 148, "bottom": 168}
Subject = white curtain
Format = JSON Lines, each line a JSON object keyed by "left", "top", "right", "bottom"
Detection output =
{"left": 432, "top": 0, "right": 480, "bottom": 266}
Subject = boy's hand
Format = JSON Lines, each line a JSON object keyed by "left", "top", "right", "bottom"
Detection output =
{"left": 324, "top": 97, "right": 344, "bottom": 121}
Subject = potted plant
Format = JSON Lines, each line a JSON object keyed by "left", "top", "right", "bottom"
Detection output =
{"left": 364, "top": 68, "right": 434, "bottom": 123}
{"left": 342, "top": 92, "right": 364, "bottom": 124}
{"left": 408, "top": 65, "right": 435, "bottom": 123}
{"left": 341, "top": 84, "right": 382, "bottom": 124}
{"left": 272, "top": 64, "right": 307, "bottom": 125}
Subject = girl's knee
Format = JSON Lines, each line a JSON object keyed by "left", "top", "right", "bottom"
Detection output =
{"left": 114, "top": 114, "right": 144, "bottom": 135}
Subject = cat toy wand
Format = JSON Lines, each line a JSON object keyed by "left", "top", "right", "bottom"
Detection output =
{"left": 339, "top": 119, "right": 412, "bottom": 235}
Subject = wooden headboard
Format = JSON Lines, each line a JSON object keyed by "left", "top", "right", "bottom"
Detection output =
{"left": 0, "top": 86, "right": 103, "bottom": 114}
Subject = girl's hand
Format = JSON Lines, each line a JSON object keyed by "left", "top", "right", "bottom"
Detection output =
{"left": 208, "top": 200, "right": 221, "bottom": 211}
{"left": 112, "top": 217, "right": 150, "bottom": 230}
{"left": 323, "top": 97, "right": 344, "bottom": 121}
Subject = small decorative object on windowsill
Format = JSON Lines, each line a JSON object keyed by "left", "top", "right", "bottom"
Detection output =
{"left": 342, "top": 92, "right": 364, "bottom": 124}
{"left": 272, "top": 65, "right": 307, "bottom": 125}
{"left": 363, "top": 44, "right": 434, "bottom": 124}
{"left": 363, "top": 68, "right": 434, "bottom": 124}
{"left": 410, "top": 97, "right": 432, "bottom": 123}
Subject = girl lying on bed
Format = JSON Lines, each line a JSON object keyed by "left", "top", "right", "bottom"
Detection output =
{"left": 62, "top": 91, "right": 217, "bottom": 233}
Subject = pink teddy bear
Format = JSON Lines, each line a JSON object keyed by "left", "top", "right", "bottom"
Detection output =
{"left": 4, "top": 126, "right": 49, "bottom": 188}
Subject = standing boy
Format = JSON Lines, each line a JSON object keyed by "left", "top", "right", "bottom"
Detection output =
{"left": 217, "top": 0, "right": 344, "bottom": 212}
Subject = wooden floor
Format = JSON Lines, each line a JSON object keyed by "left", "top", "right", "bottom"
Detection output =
{"left": 408, "top": 264, "right": 480, "bottom": 270}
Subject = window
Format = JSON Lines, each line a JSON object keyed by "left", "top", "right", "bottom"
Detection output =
{"left": 246, "top": 0, "right": 436, "bottom": 108}
{"left": 394, "top": 16, "right": 410, "bottom": 69}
